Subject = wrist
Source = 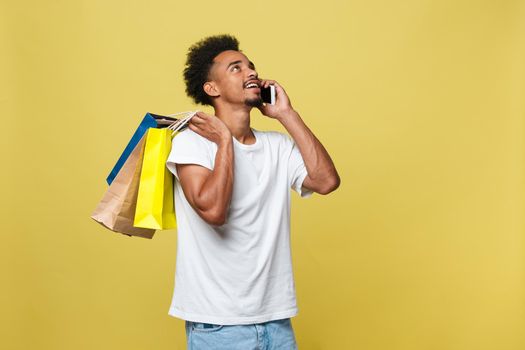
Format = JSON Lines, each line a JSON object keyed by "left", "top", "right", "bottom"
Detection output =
{"left": 277, "top": 108, "right": 299, "bottom": 124}
{"left": 218, "top": 133, "right": 233, "bottom": 146}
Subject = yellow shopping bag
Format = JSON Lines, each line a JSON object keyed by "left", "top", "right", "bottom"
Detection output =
{"left": 134, "top": 127, "right": 176, "bottom": 229}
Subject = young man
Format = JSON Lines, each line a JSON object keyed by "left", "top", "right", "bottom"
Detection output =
{"left": 166, "top": 34, "right": 340, "bottom": 349}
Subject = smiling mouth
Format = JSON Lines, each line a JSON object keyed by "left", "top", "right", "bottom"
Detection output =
{"left": 244, "top": 81, "right": 260, "bottom": 90}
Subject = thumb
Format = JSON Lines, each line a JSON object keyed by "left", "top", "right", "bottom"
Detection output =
{"left": 257, "top": 102, "right": 269, "bottom": 114}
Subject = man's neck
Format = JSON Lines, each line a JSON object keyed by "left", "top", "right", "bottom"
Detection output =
{"left": 213, "top": 103, "right": 255, "bottom": 145}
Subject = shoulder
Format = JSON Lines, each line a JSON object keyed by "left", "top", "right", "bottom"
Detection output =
{"left": 172, "top": 128, "right": 213, "bottom": 148}
{"left": 169, "top": 128, "right": 216, "bottom": 162}
{"left": 166, "top": 128, "right": 215, "bottom": 173}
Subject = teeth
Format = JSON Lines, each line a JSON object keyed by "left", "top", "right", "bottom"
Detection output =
{"left": 245, "top": 82, "right": 258, "bottom": 88}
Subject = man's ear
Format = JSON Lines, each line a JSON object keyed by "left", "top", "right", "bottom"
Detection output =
{"left": 203, "top": 81, "right": 220, "bottom": 98}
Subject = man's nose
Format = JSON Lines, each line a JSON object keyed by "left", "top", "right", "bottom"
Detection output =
{"left": 247, "top": 68, "right": 258, "bottom": 80}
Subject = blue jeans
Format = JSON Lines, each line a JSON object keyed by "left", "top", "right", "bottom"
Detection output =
{"left": 185, "top": 317, "right": 298, "bottom": 349}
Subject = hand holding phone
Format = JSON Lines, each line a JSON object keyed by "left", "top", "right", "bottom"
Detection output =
{"left": 257, "top": 80, "right": 295, "bottom": 120}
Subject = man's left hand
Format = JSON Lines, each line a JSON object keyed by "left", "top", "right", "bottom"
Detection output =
{"left": 257, "top": 79, "right": 295, "bottom": 120}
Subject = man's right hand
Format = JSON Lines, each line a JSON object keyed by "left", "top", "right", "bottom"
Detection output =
{"left": 188, "top": 111, "right": 231, "bottom": 144}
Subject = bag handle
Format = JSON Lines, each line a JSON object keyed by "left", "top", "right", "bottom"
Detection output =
{"left": 167, "top": 111, "right": 198, "bottom": 137}
{"left": 165, "top": 110, "right": 198, "bottom": 118}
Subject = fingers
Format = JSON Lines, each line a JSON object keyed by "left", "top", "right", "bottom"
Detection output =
{"left": 256, "top": 103, "right": 267, "bottom": 114}
{"left": 259, "top": 79, "right": 285, "bottom": 95}
{"left": 187, "top": 122, "right": 199, "bottom": 134}
{"left": 191, "top": 111, "right": 217, "bottom": 125}
{"left": 188, "top": 112, "right": 220, "bottom": 133}
{"left": 190, "top": 111, "right": 211, "bottom": 127}
{"left": 188, "top": 122, "right": 207, "bottom": 139}
{"left": 191, "top": 115, "right": 205, "bottom": 125}
{"left": 259, "top": 79, "right": 275, "bottom": 88}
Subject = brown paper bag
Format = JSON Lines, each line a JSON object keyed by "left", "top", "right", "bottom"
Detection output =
{"left": 90, "top": 134, "right": 156, "bottom": 239}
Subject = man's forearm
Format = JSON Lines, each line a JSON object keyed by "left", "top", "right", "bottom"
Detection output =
{"left": 279, "top": 109, "right": 340, "bottom": 194}
{"left": 197, "top": 138, "right": 234, "bottom": 225}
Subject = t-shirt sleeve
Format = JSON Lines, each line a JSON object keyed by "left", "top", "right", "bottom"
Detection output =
{"left": 286, "top": 135, "right": 314, "bottom": 198}
{"left": 166, "top": 129, "right": 213, "bottom": 181}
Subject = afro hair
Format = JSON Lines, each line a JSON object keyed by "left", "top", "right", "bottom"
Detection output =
{"left": 183, "top": 34, "right": 240, "bottom": 106}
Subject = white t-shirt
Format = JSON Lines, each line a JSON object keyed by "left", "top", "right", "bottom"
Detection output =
{"left": 165, "top": 127, "right": 313, "bottom": 325}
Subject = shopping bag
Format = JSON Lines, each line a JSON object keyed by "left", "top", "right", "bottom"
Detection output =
{"left": 133, "top": 128, "right": 176, "bottom": 229}
{"left": 106, "top": 112, "right": 191, "bottom": 185}
{"left": 91, "top": 134, "right": 156, "bottom": 239}
{"left": 133, "top": 112, "right": 197, "bottom": 230}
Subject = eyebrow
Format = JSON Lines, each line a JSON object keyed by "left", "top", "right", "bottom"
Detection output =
{"left": 226, "top": 60, "right": 256, "bottom": 70}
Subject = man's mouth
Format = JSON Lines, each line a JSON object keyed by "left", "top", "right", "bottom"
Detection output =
{"left": 244, "top": 80, "right": 260, "bottom": 90}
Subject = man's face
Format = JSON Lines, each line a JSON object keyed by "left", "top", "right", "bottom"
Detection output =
{"left": 206, "top": 50, "right": 262, "bottom": 108}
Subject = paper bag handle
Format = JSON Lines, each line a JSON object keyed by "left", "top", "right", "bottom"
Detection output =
{"left": 167, "top": 111, "right": 198, "bottom": 137}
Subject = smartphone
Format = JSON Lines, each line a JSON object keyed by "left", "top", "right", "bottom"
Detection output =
{"left": 261, "top": 85, "right": 276, "bottom": 105}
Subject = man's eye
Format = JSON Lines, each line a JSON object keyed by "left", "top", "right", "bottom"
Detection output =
{"left": 231, "top": 65, "right": 240, "bottom": 71}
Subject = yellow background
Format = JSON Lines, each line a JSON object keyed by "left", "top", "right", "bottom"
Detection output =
{"left": 2, "top": 0, "right": 524, "bottom": 349}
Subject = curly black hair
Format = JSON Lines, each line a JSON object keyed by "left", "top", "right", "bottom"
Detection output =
{"left": 183, "top": 34, "right": 240, "bottom": 106}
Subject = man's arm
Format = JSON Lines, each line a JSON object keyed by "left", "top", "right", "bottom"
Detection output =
{"left": 257, "top": 80, "right": 341, "bottom": 195}
{"left": 175, "top": 112, "right": 234, "bottom": 226}
{"left": 279, "top": 110, "right": 340, "bottom": 195}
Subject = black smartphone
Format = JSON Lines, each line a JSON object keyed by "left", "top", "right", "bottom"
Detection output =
{"left": 261, "top": 85, "right": 276, "bottom": 105}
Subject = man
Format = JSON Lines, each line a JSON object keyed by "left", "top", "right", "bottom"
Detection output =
{"left": 166, "top": 34, "right": 340, "bottom": 349}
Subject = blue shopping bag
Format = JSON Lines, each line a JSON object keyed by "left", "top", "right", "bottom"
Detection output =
{"left": 106, "top": 113, "right": 182, "bottom": 185}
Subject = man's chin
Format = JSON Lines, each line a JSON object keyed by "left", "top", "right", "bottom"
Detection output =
{"left": 244, "top": 97, "right": 263, "bottom": 108}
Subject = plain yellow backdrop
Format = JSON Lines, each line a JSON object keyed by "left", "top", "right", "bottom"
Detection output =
{"left": 2, "top": 0, "right": 524, "bottom": 349}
